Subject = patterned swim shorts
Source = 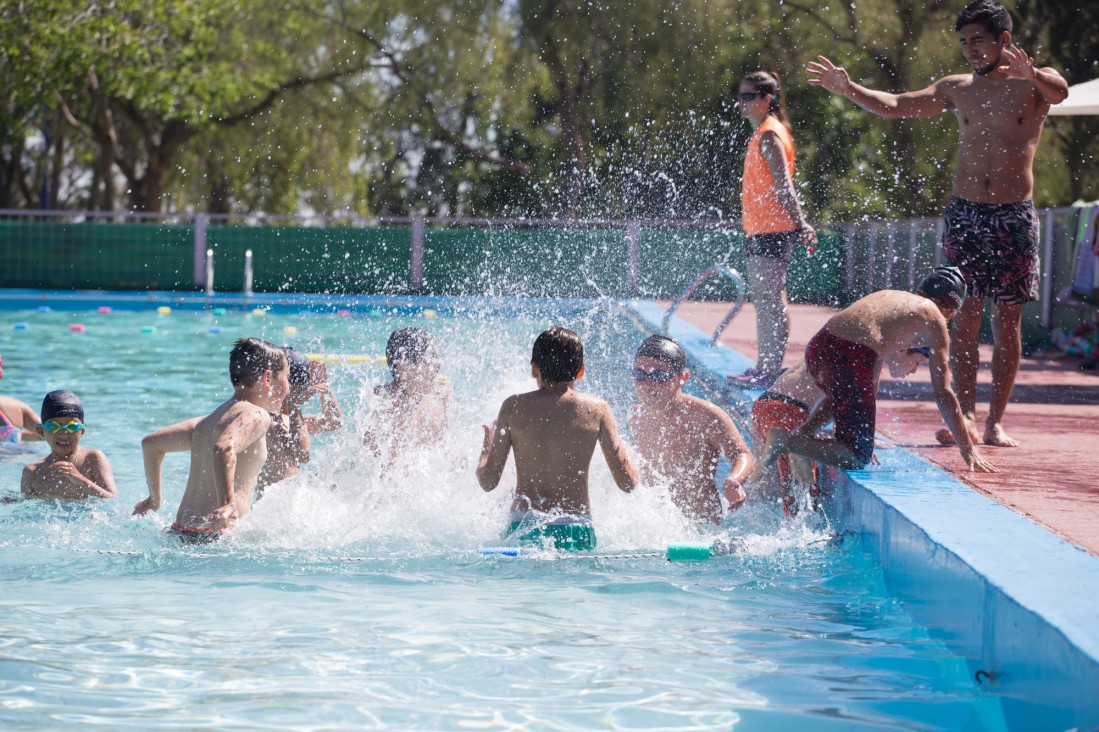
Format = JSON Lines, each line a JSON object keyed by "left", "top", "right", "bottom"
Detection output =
{"left": 941, "top": 196, "right": 1040, "bottom": 305}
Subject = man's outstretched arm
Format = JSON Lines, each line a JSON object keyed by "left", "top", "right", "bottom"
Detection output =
{"left": 807, "top": 55, "right": 952, "bottom": 119}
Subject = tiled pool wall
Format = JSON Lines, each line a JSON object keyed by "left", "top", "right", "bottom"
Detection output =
{"left": 629, "top": 299, "right": 1099, "bottom": 730}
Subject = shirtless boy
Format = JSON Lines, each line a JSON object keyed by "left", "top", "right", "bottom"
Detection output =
{"left": 364, "top": 328, "right": 450, "bottom": 458}
{"left": 21, "top": 390, "right": 117, "bottom": 499}
{"left": 628, "top": 336, "right": 752, "bottom": 524}
{"left": 133, "top": 338, "right": 289, "bottom": 541}
{"left": 0, "top": 353, "right": 44, "bottom": 444}
{"left": 752, "top": 349, "right": 929, "bottom": 515}
{"left": 807, "top": 0, "right": 1068, "bottom": 448}
{"left": 256, "top": 347, "right": 343, "bottom": 496}
{"left": 476, "top": 326, "right": 638, "bottom": 551}
{"left": 753, "top": 267, "right": 997, "bottom": 477}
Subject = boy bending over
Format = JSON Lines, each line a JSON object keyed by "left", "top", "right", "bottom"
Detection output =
{"left": 477, "top": 326, "right": 637, "bottom": 551}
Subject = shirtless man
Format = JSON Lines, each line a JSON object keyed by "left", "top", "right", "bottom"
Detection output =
{"left": 477, "top": 326, "right": 638, "bottom": 551}
{"left": 133, "top": 338, "right": 289, "bottom": 541}
{"left": 807, "top": 0, "right": 1068, "bottom": 448}
{"left": 753, "top": 267, "right": 998, "bottom": 477}
{"left": 628, "top": 336, "right": 752, "bottom": 524}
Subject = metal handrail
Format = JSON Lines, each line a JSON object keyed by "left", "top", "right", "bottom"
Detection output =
{"left": 662, "top": 265, "right": 746, "bottom": 346}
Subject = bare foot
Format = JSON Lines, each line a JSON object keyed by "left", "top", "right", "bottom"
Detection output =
{"left": 983, "top": 423, "right": 1019, "bottom": 447}
{"left": 935, "top": 419, "right": 980, "bottom": 446}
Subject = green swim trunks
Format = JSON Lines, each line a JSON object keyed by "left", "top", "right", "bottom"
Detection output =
{"left": 506, "top": 520, "right": 597, "bottom": 552}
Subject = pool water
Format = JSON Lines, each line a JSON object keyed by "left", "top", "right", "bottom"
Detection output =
{"left": 0, "top": 302, "right": 1003, "bottom": 730}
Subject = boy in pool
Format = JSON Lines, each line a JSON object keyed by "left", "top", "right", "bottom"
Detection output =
{"left": 752, "top": 267, "right": 997, "bottom": 478}
{"left": 256, "top": 347, "right": 343, "bottom": 496}
{"left": 751, "top": 348, "right": 929, "bottom": 515}
{"left": 20, "top": 390, "right": 117, "bottom": 499}
{"left": 0, "top": 353, "right": 44, "bottom": 443}
{"left": 628, "top": 335, "right": 752, "bottom": 524}
{"left": 364, "top": 328, "right": 450, "bottom": 456}
{"left": 133, "top": 338, "right": 289, "bottom": 541}
{"left": 476, "top": 326, "right": 638, "bottom": 551}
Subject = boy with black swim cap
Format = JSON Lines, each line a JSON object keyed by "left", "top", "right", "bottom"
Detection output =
{"left": 256, "top": 346, "right": 344, "bottom": 496}
{"left": 21, "top": 390, "right": 117, "bottom": 499}
{"left": 477, "top": 326, "right": 637, "bottom": 551}
{"left": 751, "top": 267, "right": 996, "bottom": 478}
{"left": 628, "top": 335, "right": 752, "bottom": 524}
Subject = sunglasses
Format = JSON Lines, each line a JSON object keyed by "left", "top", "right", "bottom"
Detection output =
{"left": 38, "top": 420, "right": 86, "bottom": 434}
{"left": 632, "top": 367, "right": 680, "bottom": 384}
{"left": 737, "top": 90, "right": 768, "bottom": 101}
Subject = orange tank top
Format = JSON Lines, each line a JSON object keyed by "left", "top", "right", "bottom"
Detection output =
{"left": 741, "top": 115, "right": 796, "bottom": 237}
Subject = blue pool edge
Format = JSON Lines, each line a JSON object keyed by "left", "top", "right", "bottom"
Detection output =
{"left": 628, "top": 298, "right": 1099, "bottom": 727}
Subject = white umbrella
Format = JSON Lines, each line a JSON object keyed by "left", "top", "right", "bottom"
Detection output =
{"left": 1049, "top": 77, "right": 1099, "bottom": 116}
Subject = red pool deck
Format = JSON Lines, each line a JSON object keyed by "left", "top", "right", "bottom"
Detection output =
{"left": 668, "top": 300, "right": 1099, "bottom": 557}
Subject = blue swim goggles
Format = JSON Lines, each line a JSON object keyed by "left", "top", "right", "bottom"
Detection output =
{"left": 38, "top": 419, "right": 86, "bottom": 434}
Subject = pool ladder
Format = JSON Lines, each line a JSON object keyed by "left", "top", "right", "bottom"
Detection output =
{"left": 662, "top": 265, "right": 746, "bottom": 346}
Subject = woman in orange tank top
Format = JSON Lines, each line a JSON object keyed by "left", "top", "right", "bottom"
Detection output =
{"left": 728, "top": 71, "right": 817, "bottom": 388}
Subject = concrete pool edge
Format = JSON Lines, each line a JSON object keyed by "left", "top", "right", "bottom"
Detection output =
{"left": 628, "top": 299, "right": 1099, "bottom": 725}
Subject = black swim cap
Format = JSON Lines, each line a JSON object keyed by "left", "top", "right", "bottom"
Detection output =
{"left": 917, "top": 266, "right": 967, "bottom": 309}
{"left": 41, "top": 390, "right": 84, "bottom": 422}
{"left": 284, "top": 346, "right": 311, "bottom": 386}
{"left": 635, "top": 335, "right": 687, "bottom": 372}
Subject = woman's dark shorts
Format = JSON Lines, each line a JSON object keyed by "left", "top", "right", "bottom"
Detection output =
{"left": 747, "top": 229, "right": 798, "bottom": 260}
{"left": 941, "top": 196, "right": 1040, "bottom": 305}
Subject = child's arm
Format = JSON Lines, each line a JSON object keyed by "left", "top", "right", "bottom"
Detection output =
{"left": 710, "top": 409, "right": 752, "bottom": 509}
{"left": 597, "top": 405, "right": 638, "bottom": 493}
{"left": 476, "top": 401, "right": 513, "bottom": 491}
{"left": 17, "top": 403, "right": 44, "bottom": 442}
{"left": 303, "top": 383, "right": 343, "bottom": 434}
{"left": 134, "top": 417, "right": 201, "bottom": 515}
{"left": 209, "top": 408, "right": 271, "bottom": 523}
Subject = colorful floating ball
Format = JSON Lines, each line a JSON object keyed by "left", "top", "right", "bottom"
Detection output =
{"left": 69, "top": 323, "right": 86, "bottom": 333}
{"left": 156, "top": 306, "right": 171, "bottom": 315}
{"left": 212, "top": 307, "right": 227, "bottom": 316}
{"left": 284, "top": 326, "right": 298, "bottom": 336}
{"left": 209, "top": 326, "right": 223, "bottom": 334}
{"left": 423, "top": 309, "right": 437, "bottom": 318}
{"left": 13, "top": 323, "right": 28, "bottom": 331}
{"left": 97, "top": 306, "right": 112, "bottom": 314}
{"left": 141, "top": 326, "right": 157, "bottom": 334}
{"left": 37, "top": 306, "right": 51, "bottom": 313}
{"left": 337, "top": 309, "right": 351, "bottom": 317}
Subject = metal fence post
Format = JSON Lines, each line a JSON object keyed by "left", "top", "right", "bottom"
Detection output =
{"left": 844, "top": 224, "right": 857, "bottom": 298}
{"left": 193, "top": 214, "right": 208, "bottom": 286}
{"left": 626, "top": 221, "right": 640, "bottom": 294}
{"left": 410, "top": 218, "right": 424, "bottom": 291}
{"left": 1041, "top": 208, "right": 1055, "bottom": 328}
{"left": 907, "top": 222, "right": 918, "bottom": 290}
{"left": 204, "top": 248, "right": 214, "bottom": 297}
{"left": 244, "top": 249, "right": 254, "bottom": 297}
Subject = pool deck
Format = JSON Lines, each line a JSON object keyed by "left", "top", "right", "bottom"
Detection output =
{"left": 667, "top": 300, "right": 1099, "bottom": 557}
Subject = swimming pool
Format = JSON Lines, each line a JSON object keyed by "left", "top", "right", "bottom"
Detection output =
{"left": 0, "top": 296, "right": 1052, "bottom": 729}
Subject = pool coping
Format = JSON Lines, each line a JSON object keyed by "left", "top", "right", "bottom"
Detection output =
{"left": 628, "top": 299, "right": 1099, "bottom": 726}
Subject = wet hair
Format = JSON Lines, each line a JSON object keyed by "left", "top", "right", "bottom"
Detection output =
{"left": 955, "top": 0, "right": 1012, "bottom": 35}
{"left": 385, "top": 328, "right": 436, "bottom": 374}
{"left": 635, "top": 335, "right": 687, "bottom": 373}
{"left": 284, "top": 346, "right": 312, "bottom": 387}
{"left": 531, "top": 327, "right": 584, "bottom": 385}
{"left": 229, "top": 338, "right": 287, "bottom": 388}
{"left": 741, "top": 70, "right": 791, "bottom": 131}
{"left": 41, "top": 389, "right": 84, "bottom": 422}
{"left": 916, "top": 266, "right": 968, "bottom": 310}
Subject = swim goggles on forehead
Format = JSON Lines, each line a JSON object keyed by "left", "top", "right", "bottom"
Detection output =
{"left": 631, "top": 367, "right": 680, "bottom": 384}
{"left": 38, "top": 419, "right": 86, "bottom": 433}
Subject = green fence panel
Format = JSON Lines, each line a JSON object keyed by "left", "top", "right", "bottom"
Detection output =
{"left": 0, "top": 220, "right": 194, "bottom": 290}
{"left": 207, "top": 225, "right": 411, "bottom": 294}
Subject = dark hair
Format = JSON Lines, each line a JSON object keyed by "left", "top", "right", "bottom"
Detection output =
{"left": 41, "top": 389, "right": 84, "bottom": 423}
{"left": 955, "top": 0, "right": 1012, "bottom": 35}
{"left": 230, "top": 338, "right": 287, "bottom": 388}
{"left": 385, "top": 328, "right": 436, "bottom": 374}
{"left": 635, "top": 335, "right": 687, "bottom": 372}
{"left": 741, "top": 70, "right": 791, "bottom": 131}
{"left": 531, "top": 327, "right": 584, "bottom": 385}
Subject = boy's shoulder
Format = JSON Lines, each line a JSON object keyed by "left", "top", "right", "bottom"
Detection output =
{"left": 678, "top": 394, "right": 733, "bottom": 426}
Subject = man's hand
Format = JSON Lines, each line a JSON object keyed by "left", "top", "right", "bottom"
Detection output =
{"left": 997, "top": 44, "right": 1035, "bottom": 80}
{"left": 208, "top": 503, "right": 239, "bottom": 528}
{"left": 798, "top": 223, "right": 818, "bottom": 250}
{"left": 481, "top": 421, "right": 496, "bottom": 453}
{"left": 724, "top": 480, "right": 747, "bottom": 510}
{"left": 806, "top": 56, "right": 852, "bottom": 95}
{"left": 964, "top": 446, "right": 998, "bottom": 473}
